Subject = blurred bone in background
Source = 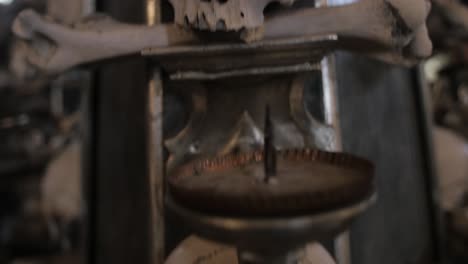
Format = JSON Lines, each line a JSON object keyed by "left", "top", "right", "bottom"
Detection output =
{"left": 0, "top": 0, "right": 85, "bottom": 263}
{"left": 424, "top": 0, "right": 468, "bottom": 262}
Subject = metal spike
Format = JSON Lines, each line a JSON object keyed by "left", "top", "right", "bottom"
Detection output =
{"left": 264, "top": 104, "right": 277, "bottom": 183}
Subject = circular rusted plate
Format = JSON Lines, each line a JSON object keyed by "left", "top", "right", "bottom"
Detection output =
{"left": 169, "top": 148, "right": 374, "bottom": 217}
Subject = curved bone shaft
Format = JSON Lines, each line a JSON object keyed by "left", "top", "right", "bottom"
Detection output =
{"left": 265, "top": 1, "right": 394, "bottom": 46}
{"left": 265, "top": 0, "right": 432, "bottom": 61}
{"left": 11, "top": 9, "right": 194, "bottom": 76}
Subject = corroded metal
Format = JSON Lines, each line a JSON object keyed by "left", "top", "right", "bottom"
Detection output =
{"left": 168, "top": 147, "right": 374, "bottom": 216}
{"left": 167, "top": 193, "right": 376, "bottom": 264}
{"left": 143, "top": 35, "right": 335, "bottom": 79}
{"left": 165, "top": 73, "right": 338, "bottom": 174}
{"left": 158, "top": 21, "right": 370, "bottom": 263}
{"left": 159, "top": 33, "right": 374, "bottom": 264}
{"left": 147, "top": 71, "right": 165, "bottom": 263}
{"left": 146, "top": 1, "right": 164, "bottom": 263}
{"left": 172, "top": 148, "right": 372, "bottom": 180}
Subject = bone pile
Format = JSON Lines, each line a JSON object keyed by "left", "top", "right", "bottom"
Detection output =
{"left": 10, "top": 0, "right": 433, "bottom": 76}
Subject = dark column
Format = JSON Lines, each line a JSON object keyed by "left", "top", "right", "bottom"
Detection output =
{"left": 87, "top": 1, "right": 154, "bottom": 264}
{"left": 336, "top": 52, "right": 437, "bottom": 264}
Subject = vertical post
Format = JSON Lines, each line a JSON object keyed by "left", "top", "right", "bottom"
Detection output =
{"left": 415, "top": 66, "right": 446, "bottom": 263}
{"left": 322, "top": 53, "right": 351, "bottom": 264}
{"left": 82, "top": 0, "right": 95, "bottom": 17}
{"left": 146, "top": 0, "right": 160, "bottom": 25}
{"left": 147, "top": 72, "right": 165, "bottom": 263}
{"left": 314, "top": 1, "right": 350, "bottom": 263}
{"left": 322, "top": 55, "right": 342, "bottom": 149}
{"left": 93, "top": 1, "right": 151, "bottom": 264}
{"left": 146, "top": 1, "right": 164, "bottom": 263}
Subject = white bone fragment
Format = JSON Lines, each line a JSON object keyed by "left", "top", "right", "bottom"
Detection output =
{"left": 11, "top": 9, "right": 194, "bottom": 76}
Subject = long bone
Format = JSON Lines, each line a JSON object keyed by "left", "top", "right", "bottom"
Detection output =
{"left": 11, "top": 10, "right": 195, "bottom": 77}
{"left": 264, "top": 0, "right": 432, "bottom": 62}
{"left": 11, "top": 0, "right": 431, "bottom": 76}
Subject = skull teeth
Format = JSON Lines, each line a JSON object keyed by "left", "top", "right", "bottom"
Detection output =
{"left": 216, "top": 19, "right": 227, "bottom": 30}
{"left": 169, "top": 0, "right": 297, "bottom": 32}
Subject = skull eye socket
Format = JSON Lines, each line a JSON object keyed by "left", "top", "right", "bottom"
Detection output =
{"left": 264, "top": 1, "right": 284, "bottom": 15}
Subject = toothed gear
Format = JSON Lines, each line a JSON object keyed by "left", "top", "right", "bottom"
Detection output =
{"left": 169, "top": 148, "right": 374, "bottom": 217}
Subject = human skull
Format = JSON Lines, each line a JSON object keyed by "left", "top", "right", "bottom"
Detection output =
{"left": 169, "top": 0, "right": 296, "bottom": 34}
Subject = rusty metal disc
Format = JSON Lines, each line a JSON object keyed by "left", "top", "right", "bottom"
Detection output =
{"left": 168, "top": 148, "right": 374, "bottom": 217}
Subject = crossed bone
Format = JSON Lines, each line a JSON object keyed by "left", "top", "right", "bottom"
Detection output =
{"left": 11, "top": 0, "right": 432, "bottom": 77}
{"left": 11, "top": 11, "right": 195, "bottom": 78}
